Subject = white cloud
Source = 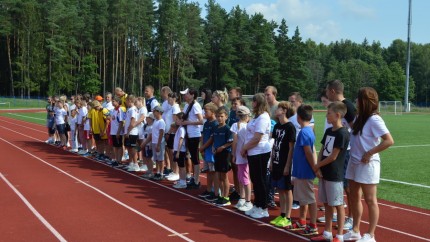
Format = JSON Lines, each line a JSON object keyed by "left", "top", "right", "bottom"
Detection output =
{"left": 338, "top": 0, "right": 376, "bottom": 19}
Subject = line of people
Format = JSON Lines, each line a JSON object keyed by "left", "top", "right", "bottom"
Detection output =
{"left": 44, "top": 81, "right": 393, "bottom": 242}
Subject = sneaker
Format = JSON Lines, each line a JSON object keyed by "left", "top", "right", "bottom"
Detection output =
{"left": 238, "top": 201, "right": 253, "bottom": 212}
{"left": 356, "top": 233, "right": 375, "bottom": 242}
{"left": 198, "top": 190, "right": 212, "bottom": 198}
{"left": 310, "top": 234, "right": 332, "bottom": 242}
{"left": 186, "top": 177, "right": 194, "bottom": 184}
{"left": 70, "top": 149, "right": 79, "bottom": 153}
{"left": 343, "top": 230, "right": 362, "bottom": 241}
{"left": 267, "top": 200, "right": 277, "bottom": 208}
{"left": 274, "top": 217, "right": 292, "bottom": 228}
{"left": 319, "top": 206, "right": 326, "bottom": 211}
{"left": 301, "top": 225, "right": 318, "bottom": 236}
{"left": 343, "top": 217, "right": 353, "bottom": 231}
{"left": 127, "top": 163, "right": 140, "bottom": 172}
{"left": 186, "top": 182, "right": 200, "bottom": 189}
{"left": 151, "top": 173, "right": 163, "bottom": 181}
{"left": 173, "top": 181, "right": 187, "bottom": 189}
{"left": 235, "top": 199, "right": 245, "bottom": 209}
{"left": 245, "top": 205, "right": 257, "bottom": 216}
{"left": 77, "top": 149, "right": 87, "bottom": 155}
{"left": 317, "top": 214, "right": 337, "bottom": 223}
{"left": 215, "top": 197, "right": 231, "bottom": 207}
{"left": 109, "top": 160, "right": 118, "bottom": 166}
{"left": 163, "top": 168, "right": 172, "bottom": 176}
{"left": 250, "top": 207, "right": 269, "bottom": 219}
{"left": 270, "top": 216, "right": 283, "bottom": 225}
{"left": 229, "top": 191, "right": 241, "bottom": 201}
{"left": 167, "top": 173, "right": 179, "bottom": 181}
{"left": 286, "top": 221, "right": 306, "bottom": 231}
{"left": 141, "top": 173, "right": 154, "bottom": 179}
{"left": 204, "top": 193, "right": 218, "bottom": 202}
{"left": 292, "top": 201, "right": 300, "bottom": 210}
{"left": 200, "top": 168, "right": 208, "bottom": 173}
{"left": 139, "top": 164, "right": 148, "bottom": 172}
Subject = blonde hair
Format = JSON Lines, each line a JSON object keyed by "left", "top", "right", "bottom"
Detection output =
{"left": 213, "top": 89, "right": 228, "bottom": 104}
{"left": 252, "top": 93, "right": 270, "bottom": 117}
{"left": 328, "top": 101, "right": 347, "bottom": 118}
{"left": 204, "top": 102, "right": 218, "bottom": 113}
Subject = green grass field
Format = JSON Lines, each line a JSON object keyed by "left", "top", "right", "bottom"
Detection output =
{"left": 0, "top": 97, "right": 47, "bottom": 109}
{"left": 1, "top": 110, "right": 429, "bottom": 210}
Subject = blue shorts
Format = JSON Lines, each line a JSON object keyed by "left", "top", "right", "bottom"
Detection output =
{"left": 271, "top": 175, "right": 293, "bottom": 191}
{"left": 56, "top": 124, "right": 66, "bottom": 135}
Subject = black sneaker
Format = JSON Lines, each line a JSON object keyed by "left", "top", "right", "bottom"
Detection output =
{"left": 215, "top": 197, "right": 231, "bottom": 206}
{"left": 186, "top": 177, "right": 194, "bottom": 184}
{"left": 111, "top": 161, "right": 120, "bottom": 167}
{"left": 229, "top": 191, "right": 241, "bottom": 201}
{"left": 267, "top": 201, "right": 277, "bottom": 208}
{"left": 199, "top": 190, "right": 212, "bottom": 198}
{"left": 186, "top": 182, "right": 200, "bottom": 190}
{"left": 204, "top": 194, "right": 218, "bottom": 202}
{"left": 200, "top": 168, "right": 208, "bottom": 173}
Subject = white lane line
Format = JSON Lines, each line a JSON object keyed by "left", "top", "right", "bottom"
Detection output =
{"left": 389, "top": 144, "right": 430, "bottom": 148}
{"left": 6, "top": 113, "right": 46, "bottom": 121}
{"left": 2, "top": 123, "right": 430, "bottom": 240}
{"left": 0, "top": 118, "right": 46, "bottom": 134}
{"left": 380, "top": 178, "right": 430, "bottom": 189}
{"left": 0, "top": 173, "right": 67, "bottom": 242}
{"left": 0, "top": 137, "right": 194, "bottom": 242}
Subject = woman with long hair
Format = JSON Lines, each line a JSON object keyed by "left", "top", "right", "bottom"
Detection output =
{"left": 344, "top": 87, "right": 394, "bottom": 242}
{"left": 241, "top": 93, "right": 272, "bottom": 219}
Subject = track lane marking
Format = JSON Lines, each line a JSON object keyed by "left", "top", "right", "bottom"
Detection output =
{"left": 0, "top": 173, "right": 67, "bottom": 242}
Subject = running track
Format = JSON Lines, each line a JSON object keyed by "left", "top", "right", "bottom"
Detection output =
{"left": 0, "top": 112, "right": 429, "bottom": 242}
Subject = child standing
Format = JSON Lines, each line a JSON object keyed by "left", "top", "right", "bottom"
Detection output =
{"left": 150, "top": 106, "right": 166, "bottom": 180}
{"left": 141, "top": 113, "right": 155, "bottom": 178}
{"left": 47, "top": 110, "right": 56, "bottom": 144}
{"left": 198, "top": 103, "right": 218, "bottom": 198}
{"left": 109, "top": 98, "right": 126, "bottom": 167}
{"left": 269, "top": 101, "right": 296, "bottom": 228}
{"left": 124, "top": 95, "right": 140, "bottom": 172}
{"left": 55, "top": 101, "right": 68, "bottom": 149}
{"left": 311, "top": 102, "right": 350, "bottom": 242}
{"left": 212, "top": 107, "right": 233, "bottom": 206}
{"left": 69, "top": 109, "right": 79, "bottom": 152}
{"left": 290, "top": 104, "right": 318, "bottom": 235}
{"left": 172, "top": 113, "right": 188, "bottom": 188}
{"left": 135, "top": 97, "right": 148, "bottom": 168}
{"left": 230, "top": 106, "right": 253, "bottom": 212}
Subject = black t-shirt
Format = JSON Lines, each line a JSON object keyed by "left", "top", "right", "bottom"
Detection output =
{"left": 342, "top": 99, "right": 356, "bottom": 128}
{"left": 320, "top": 127, "right": 350, "bottom": 181}
{"left": 271, "top": 122, "right": 296, "bottom": 180}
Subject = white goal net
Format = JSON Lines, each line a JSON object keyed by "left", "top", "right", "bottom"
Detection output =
{"left": 379, "top": 101, "right": 403, "bottom": 115}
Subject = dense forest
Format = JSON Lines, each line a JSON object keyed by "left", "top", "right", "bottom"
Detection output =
{"left": 0, "top": 0, "right": 429, "bottom": 105}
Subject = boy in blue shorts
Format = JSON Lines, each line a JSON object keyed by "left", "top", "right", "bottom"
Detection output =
{"left": 290, "top": 104, "right": 318, "bottom": 235}
{"left": 311, "top": 102, "right": 350, "bottom": 242}
{"left": 212, "top": 107, "right": 233, "bottom": 206}
{"left": 198, "top": 103, "right": 218, "bottom": 198}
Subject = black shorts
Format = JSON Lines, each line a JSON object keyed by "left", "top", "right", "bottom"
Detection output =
{"left": 111, "top": 135, "right": 123, "bottom": 147}
{"left": 48, "top": 127, "right": 56, "bottom": 135}
{"left": 143, "top": 146, "right": 153, "bottom": 158}
{"left": 166, "top": 133, "right": 175, "bottom": 149}
{"left": 56, "top": 124, "right": 66, "bottom": 135}
{"left": 124, "top": 135, "right": 138, "bottom": 147}
{"left": 93, "top": 134, "right": 101, "bottom": 141}
{"left": 173, "top": 151, "right": 187, "bottom": 168}
{"left": 214, "top": 150, "right": 231, "bottom": 173}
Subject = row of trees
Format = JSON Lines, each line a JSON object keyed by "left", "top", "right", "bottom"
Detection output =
{"left": 0, "top": 0, "right": 429, "bottom": 104}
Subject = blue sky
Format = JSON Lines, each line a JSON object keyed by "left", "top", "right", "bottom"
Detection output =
{"left": 195, "top": 0, "right": 429, "bottom": 47}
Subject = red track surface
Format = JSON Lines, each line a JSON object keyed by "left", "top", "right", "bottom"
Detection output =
{"left": 0, "top": 114, "right": 429, "bottom": 242}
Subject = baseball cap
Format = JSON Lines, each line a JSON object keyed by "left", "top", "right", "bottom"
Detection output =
{"left": 95, "top": 95, "right": 103, "bottom": 101}
{"left": 179, "top": 88, "right": 189, "bottom": 95}
{"left": 237, "top": 106, "right": 251, "bottom": 116}
{"left": 153, "top": 106, "right": 164, "bottom": 113}
{"left": 147, "top": 112, "right": 155, "bottom": 119}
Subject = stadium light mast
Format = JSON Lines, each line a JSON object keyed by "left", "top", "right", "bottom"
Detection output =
{"left": 404, "top": 0, "right": 412, "bottom": 112}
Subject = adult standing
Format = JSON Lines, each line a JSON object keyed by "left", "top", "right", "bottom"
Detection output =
{"left": 144, "top": 85, "right": 160, "bottom": 112}
{"left": 326, "top": 80, "right": 357, "bottom": 230}
{"left": 344, "top": 87, "right": 394, "bottom": 242}
{"left": 180, "top": 88, "right": 204, "bottom": 188}
{"left": 241, "top": 93, "right": 272, "bottom": 219}
{"left": 160, "top": 86, "right": 173, "bottom": 175}
{"left": 115, "top": 87, "right": 128, "bottom": 109}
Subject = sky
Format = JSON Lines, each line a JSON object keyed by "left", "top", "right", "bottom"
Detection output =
{"left": 195, "top": 0, "right": 429, "bottom": 47}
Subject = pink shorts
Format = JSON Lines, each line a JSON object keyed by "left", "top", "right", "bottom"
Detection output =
{"left": 237, "top": 164, "right": 250, "bottom": 186}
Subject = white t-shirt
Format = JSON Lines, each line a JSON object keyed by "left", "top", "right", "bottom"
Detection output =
{"left": 289, "top": 113, "right": 315, "bottom": 138}
{"left": 161, "top": 100, "right": 171, "bottom": 120}
{"left": 110, "top": 108, "right": 125, "bottom": 135}
{"left": 165, "top": 103, "right": 180, "bottom": 133}
{"left": 174, "top": 126, "right": 187, "bottom": 152}
{"left": 124, "top": 106, "right": 139, "bottom": 135}
{"left": 84, "top": 109, "right": 91, "bottom": 131}
{"left": 77, "top": 106, "right": 88, "bottom": 125}
{"left": 55, "top": 108, "right": 67, "bottom": 125}
{"left": 142, "top": 124, "right": 152, "bottom": 147}
{"left": 103, "top": 101, "right": 114, "bottom": 112}
{"left": 231, "top": 122, "right": 248, "bottom": 164}
{"left": 69, "top": 116, "right": 78, "bottom": 131}
{"left": 245, "top": 112, "right": 272, "bottom": 156}
{"left": 183, "top": 102, "right": 203, "bottom": 138}
{"left": 349, "top": 115, "right": 389, "bottom": 164}
{"left": 137, "top": 106, "right": 148, "bottom": 139}
{"left": 152, "top": 119, "right": 166, "bottom": 144}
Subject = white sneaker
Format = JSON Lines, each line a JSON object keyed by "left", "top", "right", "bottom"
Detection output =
{"left": 167, "top": 173, "right": 179, "bottom": 181}
{"left": 250, "top": 207, "right": 269, "bottom": 219}
{"left": 343, "top": 217, "right": 353, "bottom": 230}
{"left": 239, "top": 201, "right": 253, "bottom": 212}
{"left": 344, "top": 230, "right": 362, "bottom": 241}
{"left": 77, "top": 150, "right": 87, "bottom": 155}
{"left": 356, "top": 233, "right": 375, "bottom": 242}
{"left": 127, "top": 163, "right": 140, "bottom": 172}
{"left": 173, "top": 181, "right": 187, "bottom": 189}
{"left": 317, "top": 213, "right": 337, "bottom": 223}
{"left": 235, "top": 199, "right": 245, "bottom": 209}
{"left": 70, "top": 149, "right": 79, "bottom": 153}
{"left": 165, "top": 172, "right": 174, "bottom": 178}
{"left": 245, "top": 205, "right": 257, "bottom": 216}
{"left": 139, "top": 164, "right": 148, "bottom": 172}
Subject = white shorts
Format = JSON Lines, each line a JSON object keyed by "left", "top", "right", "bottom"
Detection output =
{"left": 292, "top": 178, "right": 316, "bottom": 205}
{"left": 345, "top": 159, "right": 380, "bottom": 184}
{"left": 318, "top": 179, "right": 344, "bottom": 206}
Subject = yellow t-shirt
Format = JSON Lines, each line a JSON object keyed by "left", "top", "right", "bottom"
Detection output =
{"left": 120, "top": 93, "right": 128, "bottom": 109}
{"left": 90, "top": 108, "right": 109, "bottom": 139}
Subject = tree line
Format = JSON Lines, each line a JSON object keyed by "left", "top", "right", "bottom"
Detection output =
{"left": 0, "top": 0, "right": 429, "bottom": 105}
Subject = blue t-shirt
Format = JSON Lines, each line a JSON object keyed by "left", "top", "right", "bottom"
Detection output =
{"left": 47, "top": 116, "right": 55, "bottom": 129}
{"left": 212, "top": 124, "right": 233, "bottom": 152}
{"left": 228, "top": 109, "right": 238, "bottom": 127}
{"left": 202, "top": 119, "right": 218, "bottom": 162}
{"left": 292, "top": 126, "right": 316, "bottom": 179}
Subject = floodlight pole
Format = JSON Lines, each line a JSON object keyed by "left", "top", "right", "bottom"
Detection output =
{"left": 404, "top": 0, "right": 412, "bottom": 112}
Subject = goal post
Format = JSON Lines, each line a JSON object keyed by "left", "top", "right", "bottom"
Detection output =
{"left": 378, "top": 101, "right": 403, "bottom": 115}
